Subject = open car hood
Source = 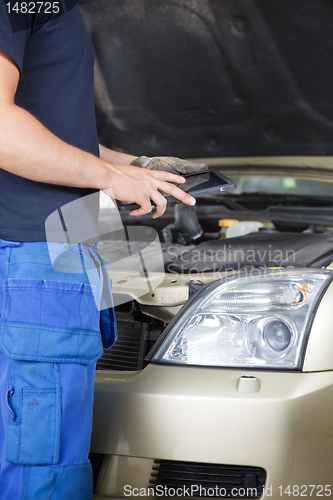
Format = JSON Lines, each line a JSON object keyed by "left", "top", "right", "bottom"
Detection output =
{"left": 80, "top": 0, "right": 333, "bottom": 159}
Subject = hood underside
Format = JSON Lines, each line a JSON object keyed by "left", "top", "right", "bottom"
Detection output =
{"left": 80, "top": 0, "right": 333, "bottom": 158}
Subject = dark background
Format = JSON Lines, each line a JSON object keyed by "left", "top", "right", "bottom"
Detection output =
{"left": 80, "top": 0, "right": 333, "bottom": 158}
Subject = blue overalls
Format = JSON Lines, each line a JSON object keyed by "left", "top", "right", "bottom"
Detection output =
{"left": 0, "top": 239, "right": 116, "bottom": 499}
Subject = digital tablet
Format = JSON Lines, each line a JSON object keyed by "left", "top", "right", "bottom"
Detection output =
{"left": 116, "top": 170, "right": 236, "bottom": 212}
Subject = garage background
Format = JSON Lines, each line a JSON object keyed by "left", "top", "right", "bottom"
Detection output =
{"left": 80, "top": 0, "right": 333, "bottom": 158}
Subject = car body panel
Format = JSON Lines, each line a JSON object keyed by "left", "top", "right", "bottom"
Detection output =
{"left": 92, "top": 364, "right": 333, "bottom": 493}
{"left": 303, "top": 280, "right": 333, "bottom": 372}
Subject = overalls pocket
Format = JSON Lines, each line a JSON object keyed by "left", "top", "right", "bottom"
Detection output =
{"left": 6, "top": 359, "right": 61, "bottom": 465}
{"left": 0, "top": 278, "right": 103, "bottom": 363}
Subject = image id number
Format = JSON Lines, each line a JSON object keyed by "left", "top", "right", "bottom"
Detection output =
{"left": 6, "top": 2, "right": 60, "bottom": 14}
{"left": 278, "top": 485, "right": 332, "bottom": 496}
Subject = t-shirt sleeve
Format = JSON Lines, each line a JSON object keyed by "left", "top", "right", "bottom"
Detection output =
{"left": 0, "top": 1, "right": 30, "bottom": 72}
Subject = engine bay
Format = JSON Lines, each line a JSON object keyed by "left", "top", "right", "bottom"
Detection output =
{"left": 97, "top": 187, "right": 333, "bottom": 372}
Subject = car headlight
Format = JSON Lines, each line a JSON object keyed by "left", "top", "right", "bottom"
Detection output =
{"left": 152, "top": 270, "right": 332, "bottom": 370}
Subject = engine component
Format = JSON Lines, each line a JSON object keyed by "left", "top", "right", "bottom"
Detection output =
{"left": 162, "top": 204, "right": 203, "bottom": 245}
{"left": 225, "top": 220, "right": 264, "bottom": 238}
{"left": 168, "top": 231, "right": 333, "bottom": 273}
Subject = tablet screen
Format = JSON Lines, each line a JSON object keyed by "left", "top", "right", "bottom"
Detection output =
{"left": 178, "top": 171, "right": 227, "bottom": 194}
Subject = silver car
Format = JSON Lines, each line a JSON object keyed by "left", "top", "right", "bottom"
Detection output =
{"left": 79, "top": 0, "right": 333, "bottom": 497}
{"left": 91, "top": 158, "right": 333, "bottom": 499}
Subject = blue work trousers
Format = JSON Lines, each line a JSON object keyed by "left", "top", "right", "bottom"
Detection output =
{"left": 0, "top": 240, "right": 116, "bottom": 499}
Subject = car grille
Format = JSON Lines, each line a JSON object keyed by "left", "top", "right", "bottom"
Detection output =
{"left": 150, "top": 460, "right": 266, "bottom": 498}
{"left": 96, "top": 321, "right": 148, "bottom": 371}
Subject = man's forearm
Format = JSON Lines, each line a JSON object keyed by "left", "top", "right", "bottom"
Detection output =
{"left": 99, "top": 144, "right": 137, "bottom": 166}
{"left": 0, "top": 103, "right": 118, "bottom": 190}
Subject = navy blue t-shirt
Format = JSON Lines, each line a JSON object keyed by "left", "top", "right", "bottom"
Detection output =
{"left": 0, "top": 0, "right": 100, "bottom": 241}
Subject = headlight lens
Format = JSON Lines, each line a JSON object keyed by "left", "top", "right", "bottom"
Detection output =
{"left": 152, "top": 270, "right": 332, "bottom": 369}
{"left": 263, "top": 318, "right": 293, "bottom": 352}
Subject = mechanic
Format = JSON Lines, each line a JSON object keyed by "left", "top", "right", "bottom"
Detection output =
{"left": 0, "top": 2, "right": 206, "bottom": 498}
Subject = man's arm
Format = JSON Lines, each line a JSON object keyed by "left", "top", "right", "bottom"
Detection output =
{"left": 0, "top": 51, "right": 195, "bottom": 217}
{"left": 0, "top": 51, "right": 112, "bottom": 189}
{"left": 99, "top": 144, "right": 136, "bottom": 166}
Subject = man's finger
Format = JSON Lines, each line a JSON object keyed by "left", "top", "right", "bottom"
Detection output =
{"left": 150, "top": 191, "right": 167, "bottom": 218}
{"left": 128, "top": 193, "right": 153, "bottom": 216}
{"left": 152, "top": 171, "right": 186, "bottom": 184}
{"left": 157, "top": 181, "right": 196, "bottom": 206}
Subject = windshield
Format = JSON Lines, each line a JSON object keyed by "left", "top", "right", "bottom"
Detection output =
{"left": 231, "top": 177, "right": 333, "bottom": 197}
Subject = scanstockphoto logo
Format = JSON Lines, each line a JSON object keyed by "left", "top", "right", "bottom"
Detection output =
{"left": 165, "top": 244, "right": 296, "bottom": 278}
{"left": 167, "top": 245, "right": 296, "bottom": 265}
{"left": 124, "top": 484, "right": 265, "bottom": 497}
{"left": 3, "top": 0, "right": 77, "bottom": 33}
{"left": 45, "top": 191, "right": 165, "bottom": 311}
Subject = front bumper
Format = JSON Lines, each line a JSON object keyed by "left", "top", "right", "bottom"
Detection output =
{"left": 91, "top": 364, "right": 333, "bottom": 498}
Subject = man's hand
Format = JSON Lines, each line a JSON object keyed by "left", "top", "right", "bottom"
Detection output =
{"left": 131, "top": 156, "right": 208, "bottom": 175}
{"left": 103, "top": 165, "right": 196, "bottom": 218}
{"left": 111, "top": 163, "right": 185, "bottom": 183}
